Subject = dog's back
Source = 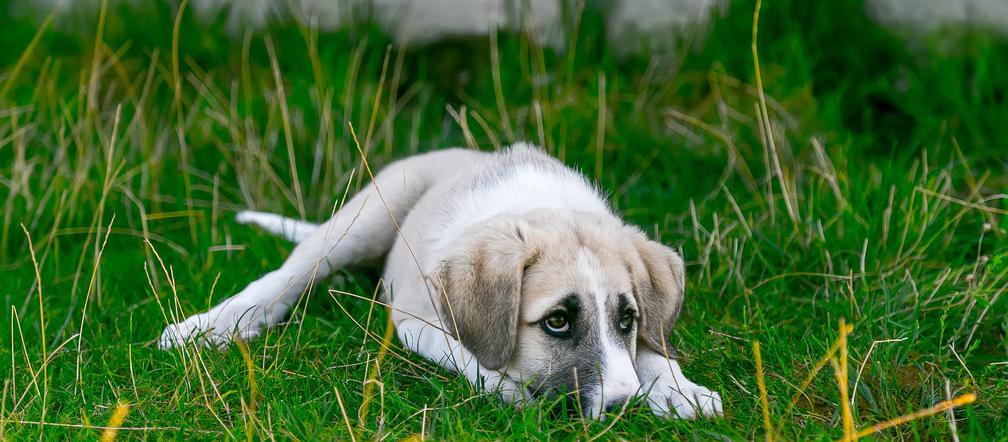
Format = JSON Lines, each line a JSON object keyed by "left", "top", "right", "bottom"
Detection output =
{"left": 405, "top": 144, "right": 613, "bottom": 264}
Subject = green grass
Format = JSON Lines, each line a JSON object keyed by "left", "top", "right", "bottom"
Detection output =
{"left": 2, "top": 0, "right": 1007, "bottom": 439}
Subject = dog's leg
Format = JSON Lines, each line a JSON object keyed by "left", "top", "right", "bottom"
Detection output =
{"left": 635, "top": 347, "right": 723, "bottom": 418}
{"left": 235, "top": 210, "right": 319, "bottom": 243}
{"left": 159, "top": 149, "right": 484, "bottom": 349}
{"left": 395, "top": 317, "right": 529, "bottom": 403}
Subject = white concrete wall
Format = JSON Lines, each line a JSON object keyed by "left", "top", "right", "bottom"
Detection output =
{"left": 17, "top": 0, "right": 724, "bottom": 55}
{"left": 15, "top": 0, "right": 1008, "bottom": 53}
{"left": 867, "top": 0, "right": 1008, "bottom": 38}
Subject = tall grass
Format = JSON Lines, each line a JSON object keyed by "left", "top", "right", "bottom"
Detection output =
{"left": 0, "top": 0, "right": 1005, "bottom": 439}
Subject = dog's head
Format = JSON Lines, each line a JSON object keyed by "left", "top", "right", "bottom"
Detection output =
{"left": 430, "top": 209, "right": 686, "bottom": 418}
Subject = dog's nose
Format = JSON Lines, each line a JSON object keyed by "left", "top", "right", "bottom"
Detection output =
{"left": 603, "top": 395, "right": 631, "bottom": 413}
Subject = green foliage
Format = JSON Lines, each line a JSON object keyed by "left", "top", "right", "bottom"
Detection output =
{"left": 1, "top": 0, "right": 1006, "bottom": 439}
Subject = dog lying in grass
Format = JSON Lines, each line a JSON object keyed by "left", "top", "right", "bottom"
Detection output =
{"left": 159, "top": 144, "right": 722, "bottom": 419}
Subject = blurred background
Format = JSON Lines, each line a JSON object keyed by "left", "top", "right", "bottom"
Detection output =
{"left": 1, "top": 0, "right": 1005, "bottom": 439}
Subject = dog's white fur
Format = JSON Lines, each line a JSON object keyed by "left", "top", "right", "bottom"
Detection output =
{"left": 160, "top": 144, "right": 722, "bottom": 419}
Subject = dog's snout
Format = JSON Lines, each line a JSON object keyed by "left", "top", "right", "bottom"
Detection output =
{"left": 603, "top": 395, "right": 631, "bottom": 413}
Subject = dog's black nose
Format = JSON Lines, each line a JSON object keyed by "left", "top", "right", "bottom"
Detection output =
{"left": 603, "top": 396, "right": 631, "bottom": 413}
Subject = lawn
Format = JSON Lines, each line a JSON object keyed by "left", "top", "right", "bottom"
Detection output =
{"left": 1, "top": 0, "right": 1006, "bottom": 439}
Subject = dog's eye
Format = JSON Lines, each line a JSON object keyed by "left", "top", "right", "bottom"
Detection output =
{"left": 543, "top": 314, "right": 570, "bottom": 335}
{"left": 619, "top": 311, "right": 634, "bottom": 332}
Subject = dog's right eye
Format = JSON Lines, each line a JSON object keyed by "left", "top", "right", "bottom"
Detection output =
{"left": 542, "top": 314, "right": 570, "bottom": 335}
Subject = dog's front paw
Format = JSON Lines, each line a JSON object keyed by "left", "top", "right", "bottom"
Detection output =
{"left": 646, "top": 378, "right": 723, "bottom": 419}
{"left": 159, "top": 303, "right": 267, "bottom": 350}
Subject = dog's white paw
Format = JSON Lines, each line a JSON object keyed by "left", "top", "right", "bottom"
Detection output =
{"left": 159, "top": 303, "right": 268, "bottom": 350}
{"left": 646, "top": 379, "right": 723, "bottom": 419}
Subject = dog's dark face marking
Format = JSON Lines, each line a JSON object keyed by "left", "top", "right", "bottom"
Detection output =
{"left": 525, "top": 294, "right": 600, "bottom": 397}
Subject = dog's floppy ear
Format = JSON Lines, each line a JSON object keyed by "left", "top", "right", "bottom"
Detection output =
{"left": 625, "top": 230, "right": 686, "bottom": 355}
{"left": 430, "top": 217, "right": 538, "bottom": 370}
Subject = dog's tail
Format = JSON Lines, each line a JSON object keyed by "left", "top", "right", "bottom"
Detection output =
{"left": 235, "top": 211, "right": 319, "bottom": 243}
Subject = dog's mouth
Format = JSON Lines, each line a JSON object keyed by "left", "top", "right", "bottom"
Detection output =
{"left": 517, "top": 363, "right": 609, "bottom": 416}
{"left": 526, "top": 380, "right": 600, "bottom": 418}
{"left": 525, "top": 372, "right": 648, "bottom": 418}
{"left": 546, "top": 391, "right": 586, "bottom": 418}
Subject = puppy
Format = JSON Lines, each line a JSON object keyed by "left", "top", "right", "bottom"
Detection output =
{"left": 160, "top": 144, "right": 722, "bottom": 419}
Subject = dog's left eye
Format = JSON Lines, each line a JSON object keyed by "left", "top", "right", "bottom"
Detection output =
{"left": 619, "top": 311, "right": 634, "bottom": 332}
{"left": 542, "top": 314, "right": 570, "bottom": 335}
